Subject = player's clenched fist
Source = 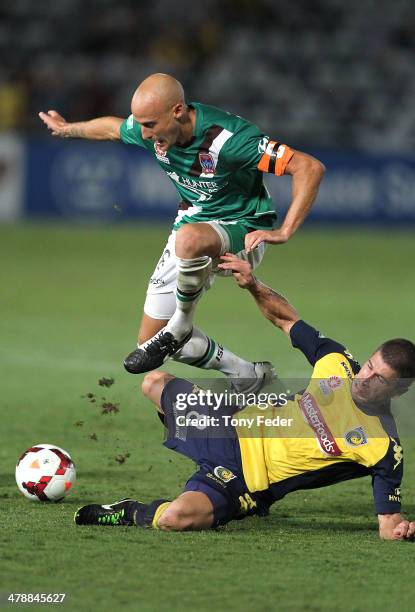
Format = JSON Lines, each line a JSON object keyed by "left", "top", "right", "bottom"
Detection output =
{"left": 218, "top": 253, "right": 255, "bottom": 289}
{"left": 392, "top": 520, "right": 415, "bottom": 540}
{"left": 38, "top": 110, "right": 69, "bottom": 136}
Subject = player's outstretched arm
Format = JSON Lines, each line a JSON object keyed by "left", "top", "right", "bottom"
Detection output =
{"left": 38, "top": 110, "right": 123, "bottom": 140}
{"left": 245, "top": 150, "right": 325, "bottom": 252}
{"left": 378, "top": 513, "right": 415, "bottom": 540}
{"left": 219, "top": 253, "right": 299, "bottom": 335}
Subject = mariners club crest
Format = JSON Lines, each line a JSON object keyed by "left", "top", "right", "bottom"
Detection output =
{"left": 345, "top": 426, "right": 368, "bottom": 447}
{"left": 199, "top": 152, "right": 216, "bottom": 176}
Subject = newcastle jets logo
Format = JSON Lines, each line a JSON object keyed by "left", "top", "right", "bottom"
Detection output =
{"left": 199, "top": 152, "right": 216, "bottom": 176}
{"left": 190, "top": 125, "right": 233, "bottom": 178}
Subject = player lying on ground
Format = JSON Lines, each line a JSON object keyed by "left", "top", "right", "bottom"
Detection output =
{"left": 39, "top": 73, "right": 325, "bottom": 392}
{"left": 75, "top": 254, "right": 415, "bottom": 540}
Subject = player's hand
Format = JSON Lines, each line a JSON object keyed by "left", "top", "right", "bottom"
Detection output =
{"left": 245, "top": 228, "right": 290, "bottom": 252}
{"left": 38, "top": 110, "right": 69, "bottom": 137}
{"left": 218, "top": 253, "right": 255, "bottom": 289}
{"left": 392, "top": 520, "right": 415, "bottom": 540}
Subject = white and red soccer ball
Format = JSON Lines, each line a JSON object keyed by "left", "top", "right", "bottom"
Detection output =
{"left": 15, "top": 444, "right": 76, "bottom": 502}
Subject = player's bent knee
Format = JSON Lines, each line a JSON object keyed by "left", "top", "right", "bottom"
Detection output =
{"left": 175, "top": 225, "right": 205, "bottom": 258}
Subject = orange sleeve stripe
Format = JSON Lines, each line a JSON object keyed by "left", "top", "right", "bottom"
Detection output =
{"left": 257, "top": 142, "right": 294, "bottom": 176}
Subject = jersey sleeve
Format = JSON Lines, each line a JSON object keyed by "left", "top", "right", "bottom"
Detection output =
{"left": 290, "top": 319, "right": 361, "bottom": 372}
{"left": 371, "top": 436, "right": 403, "bottom": 514}
{"left": 222, "top": 122, "right": 293, "bottom": 175}
{"left": 119, "top": 114, "right": 146, "bottom": 147}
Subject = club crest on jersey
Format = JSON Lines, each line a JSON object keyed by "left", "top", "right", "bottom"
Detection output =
{"left": 154, "top": 142, "right": 170, "bottom": 164}
{"left": 213, "top": 466, "right": 237, "bottom": 483}
{"left": 199, "top": 152, "right": 216, "bottom": 176}
{"left": 344, "top": 426, "right": 368, "bottom": 447}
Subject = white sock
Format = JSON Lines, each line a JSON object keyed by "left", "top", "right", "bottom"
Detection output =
{"left": 166, "top": 256, "right": 212, "bottom": 339}
{"left": 172, "top": 327, "right": 256, "bottom": 377}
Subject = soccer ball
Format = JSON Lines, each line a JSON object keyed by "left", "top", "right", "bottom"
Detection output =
{"left": 15, "top": 444, "right": 76, "bottom": 502}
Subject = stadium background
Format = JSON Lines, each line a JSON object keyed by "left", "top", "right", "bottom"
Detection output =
{"left": 1, "top": 1, "right": 415, "bottom": 611}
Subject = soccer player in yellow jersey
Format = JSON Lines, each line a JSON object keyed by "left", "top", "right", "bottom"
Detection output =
{"left": 75, "top": 254, "right": 415, "bottom": 541}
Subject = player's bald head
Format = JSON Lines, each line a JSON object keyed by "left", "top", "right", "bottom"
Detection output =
{"left": 131, "top": 73, "right": 185, "bottom": 117}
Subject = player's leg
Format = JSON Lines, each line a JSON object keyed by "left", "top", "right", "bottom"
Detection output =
{"left": 163, "top": 222, "right": 220, "bottom": 340}
{"left": 136, "top": 310, "right": 265, "bottom": 381}
{"left": 74, "top": 491, "right": 214, "bottom": 530}
{"left": 155, "top": 491, "right": 214, "bottom": 530}
{"left": 141, "top": 370, "right": 174, "bottom": 412}
{"left": 124, "top": 228, "right": 275, "bottom": 387}
{"left": 137, "top": 313, "right": 168, "bottom": 344}
{"left": 128, "top": 310, "right": 267, "bottom": 385}
{"left": 75, "top": 375, "right": 264, "bottom": 530}
{"left": 127, "top": 223, "right": 219, "bottom": 371}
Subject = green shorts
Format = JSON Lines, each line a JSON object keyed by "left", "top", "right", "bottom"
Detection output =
{"left": 209, "top": 217, "right": 275, "bottom": 254}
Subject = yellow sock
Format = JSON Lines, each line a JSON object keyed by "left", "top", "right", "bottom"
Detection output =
{"left": 152, "top": 502, "right": 171, "bottom": 529}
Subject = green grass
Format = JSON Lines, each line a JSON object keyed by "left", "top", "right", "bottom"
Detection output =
{"left": 0, "top": 224, "right": 414, "bottom": 612}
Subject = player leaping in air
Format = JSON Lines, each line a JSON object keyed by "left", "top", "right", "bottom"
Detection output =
{"left": 39, "top": 73, "right": 325, "bottom": 392}
{"left": 75, "top": 253, "right": 415, "bottom": 541}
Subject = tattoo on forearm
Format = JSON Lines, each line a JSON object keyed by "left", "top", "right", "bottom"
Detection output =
{"left": 64, "top": 126, "right": 85, "bottom": 138}
{"left": 256, "top": 282, "right": 289, "bottom": 305}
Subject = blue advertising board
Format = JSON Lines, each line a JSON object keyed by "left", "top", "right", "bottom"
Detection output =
{"left": 24, "top": 140, "right": 415, "bottom": 224}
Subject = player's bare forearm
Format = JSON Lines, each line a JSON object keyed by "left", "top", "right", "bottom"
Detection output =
{"left": 280, "top": 151, "right": 325, "bottom": 239}
{"left": 219, "top": 253, "right": 299, "bottom": 334}
{"left": 245, "top": 151, "right": 325, "bottom": 252}
{"left": 61, "top": 118, "right": 123, "bottom": 140}
{"left": 248, "top": 280, "right": 299, "bottom": 334}
{"left": 378, "top": 513, "right": 415, "bottom": 540}
{"left": 38, "top": 111, "right": 123, "bottom": 140}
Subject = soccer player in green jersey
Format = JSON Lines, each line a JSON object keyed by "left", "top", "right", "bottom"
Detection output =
{"left": 74, "top": 254, "right": 415, "bottom": 541}
{"left": 39, "top": 73, "right": 325, "bottom": 388}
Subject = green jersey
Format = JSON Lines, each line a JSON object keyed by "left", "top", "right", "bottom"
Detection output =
{"left": 120, "top": 102, "right": 289, "bottom": 230}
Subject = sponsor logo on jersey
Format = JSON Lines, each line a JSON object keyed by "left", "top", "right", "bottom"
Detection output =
{"left": 166, "top": 170, "right": 223, "bottom": 202}
{"left": 391, "top": 437, "right": 403, "bottom": 470}
{"left": 154, "top": 142, "right": 170, "bottom": 164}
{"left": 328, "top": 375, "right": 343, "bottom": 390}
{"left": 213, "top": 466, "right": 237, "bottom": 483}
{"left": 299, "top": 392, "right": 342, "bottom": 456}
{"left": 389, "top": 487, "right": 401, "bottom": 503}
{"left": 341, "top": 361, "right": 353, "bottom": 380}
{"left": 345, "top": 426, "right": 368, "bottom": 447}
{"left": 317, "top": 380, "right": 334, "bottom": 406}
{"left": 199, "top": 152, "right": 216, "bottom": 176}
{"left": 319, "top": 380, "right": 333, "bottom": 397}
{"left": 239, "top": 493, "right": 257, "bottom": 513}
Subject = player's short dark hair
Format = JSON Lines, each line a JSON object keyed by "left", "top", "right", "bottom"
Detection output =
{"left": 377, "top": 338, "right": 415, "bottom": 379}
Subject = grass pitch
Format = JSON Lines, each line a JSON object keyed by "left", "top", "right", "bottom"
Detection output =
{"left": 0, "top": 224, "right": 414, "bottom": 612}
